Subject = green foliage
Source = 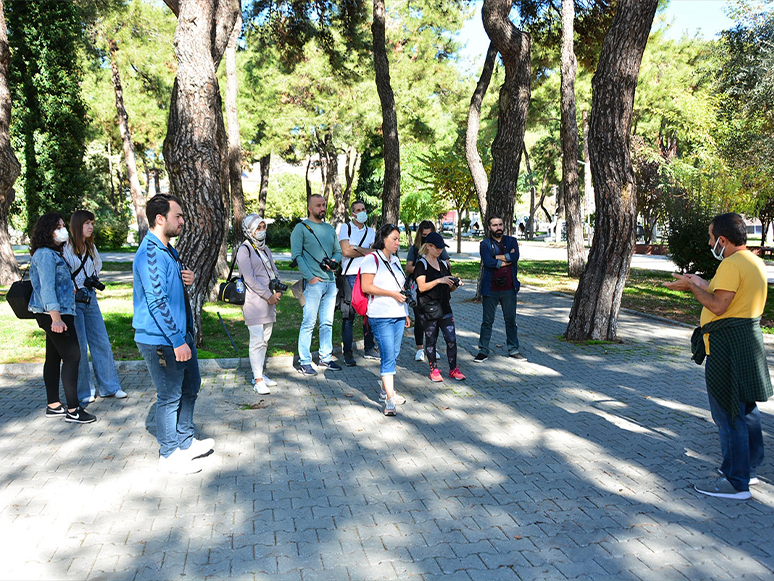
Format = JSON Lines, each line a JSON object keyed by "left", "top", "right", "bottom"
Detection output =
{"left": 94, "top": 217, "right": 129, "bottom": 250}
{"left": 265, "top": 217, "right": 303, "bottom": 249}
{"left": 256, "top": 173, "right": 310, "bottom": 219}
{"left": 7, "top": 0, "right": 89, "bottom": 232}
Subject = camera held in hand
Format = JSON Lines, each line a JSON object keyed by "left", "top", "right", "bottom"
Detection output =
{"left": 83, "top": 275, "right": 105, "bottom": 291}
{"left": 450, "top": 277, "right": 461, "bottom": 287}
{"left": 269, "top": 279, "right": 288, "bottom": 293}
{"left": 400, "top": 289, "right": 417, "bottom": 309}
{"left": 75, "top": 287, "right": 91, "bottom": 305}
{"left": 320, "top": 257, "right": 339, "bottom": 271}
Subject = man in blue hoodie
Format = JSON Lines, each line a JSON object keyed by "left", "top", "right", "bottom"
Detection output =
{"left": 133, "top": 194, "right": 214, "bottom": 474}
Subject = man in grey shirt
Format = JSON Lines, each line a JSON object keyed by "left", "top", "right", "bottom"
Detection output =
{"left": 290, "top": 194, "right": 344, "bottom": 375}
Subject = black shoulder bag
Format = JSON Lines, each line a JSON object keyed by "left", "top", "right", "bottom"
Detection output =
{"left": 218, "top": 245, "right": 247, "bottom": 305}
{"left": 416, "top": 257, "right": 445, "bottom": 321}
{"left": 6, "top": 273, "right": 34, "bottom": 320}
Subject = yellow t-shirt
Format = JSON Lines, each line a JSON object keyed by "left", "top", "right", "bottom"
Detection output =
{"left": 700, "top": 249, "right": 768, "bottom": 352}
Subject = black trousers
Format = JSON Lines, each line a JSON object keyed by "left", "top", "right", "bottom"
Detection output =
{"left": 35, "top": 314, "right": 80, "bottom": 409}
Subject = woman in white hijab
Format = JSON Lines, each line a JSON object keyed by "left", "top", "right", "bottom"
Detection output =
{"left": 236, "top": 214, "right": 284, "bottom": 394}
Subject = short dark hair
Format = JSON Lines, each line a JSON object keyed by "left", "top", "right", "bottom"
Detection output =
{"left": 29, "top": 212, "right": 64, "bottom": 256}
{"left": 372, "top": 223, "right": 400, "bottom": 250}
{"left": 710, "top": 213, "right": 747, "bottom": 246}
{"left": 350, "top": 200, "right": 366, "bottom": 212}
{"left": 488, "top": 215, "right": 504, "bottom": 225}
{"left": 147, "top": 194, "right": 181, "bottom": 228}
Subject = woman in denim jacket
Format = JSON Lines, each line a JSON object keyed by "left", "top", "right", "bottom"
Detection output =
{"left": 64, "top": 210, "right": 125, "bottom": 406}
{"left": 28, "top": 212, "right": 96, "bottom": 424}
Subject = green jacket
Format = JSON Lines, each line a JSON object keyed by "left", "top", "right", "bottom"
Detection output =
{"left": 290, "top": 219, "right": 343, "bottom": 283}
{"left": 692, "top": 317, "right": 772, "bottom": 418}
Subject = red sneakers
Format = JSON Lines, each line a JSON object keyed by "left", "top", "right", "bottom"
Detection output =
{"left": 449, "top": 368, "right": 466, "bottom": 381}
{"left": 429, "top": 368, "right": 443, "bottom": 382}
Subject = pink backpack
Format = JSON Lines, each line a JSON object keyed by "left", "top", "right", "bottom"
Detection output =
{"left": 352, "top": 254, "right": 378, "bottom": 316}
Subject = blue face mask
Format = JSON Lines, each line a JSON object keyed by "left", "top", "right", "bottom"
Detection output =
{"left": 711, "top": 238, "right": 725, "bottom": 261}
{"left": 355, "top": 211, "right": 367, "bottom": 224}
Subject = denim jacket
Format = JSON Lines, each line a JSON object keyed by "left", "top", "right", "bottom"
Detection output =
{"left": 28, "top": 246, "right": 76, "bottom": 316}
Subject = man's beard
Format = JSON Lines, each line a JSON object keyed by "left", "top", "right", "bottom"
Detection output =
{"left": 314, "top": 210, "right": 326, "bottom": 220}
{"left": 493, "top": 229, "right": 504, "bottom": 238}
{"left": 164, "top": 223, "right": 182, "bottom": 238}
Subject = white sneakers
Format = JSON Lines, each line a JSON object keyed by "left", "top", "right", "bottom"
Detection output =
{"left": 415, "top": 348, "right": 425, "bottom": 361}
{"left": 254, "top": 380, "right": 271, "bottom": 395}
{"left": 158, "top": 438, "right": 215, "bottom": 474}
{"left": 262, "top": 376, "right": 278, "bottom": 387}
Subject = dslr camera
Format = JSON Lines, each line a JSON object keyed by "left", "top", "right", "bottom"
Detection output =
{"left": 400, "top": 289, "right": 417, "bottom": 309}
{"left": 75, "top": 287, "right": 91, "bottom": 305}
{"left": 83, "top": 275, "right": 105, "bottom": 291}
{"left": 269, "top": 279, "right": 289, "bottom": 293}
{"left": 320, "top": 257, "right": 339, "bottom": 271}
{"left": 450, "top": 277, "right": 461, "bottom": 287}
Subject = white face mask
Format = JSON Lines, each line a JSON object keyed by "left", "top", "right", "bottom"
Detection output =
{"left": 355, "top": 211, "right": 367, "bottom": 224}
{"left": 711, "top": 238, "right": 725, "bottom": 261}
{"left": 54, "top": 227, "right": 69, "bottom": 244}
{"left": 254, "top": 230, "right": 267, "bottom": 242}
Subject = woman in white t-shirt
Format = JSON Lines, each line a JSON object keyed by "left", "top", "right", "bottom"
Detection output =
{"left": 359, "top": 224, "right": 411, "bottom": 416}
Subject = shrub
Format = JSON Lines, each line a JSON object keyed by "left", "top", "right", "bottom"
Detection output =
{"left": 94, "top": 219, "right": 129, "bottom": 250}
{"left": 267, "top": 217, "right": 302, "bottom": 249}
{"left": 665, "top": 194, "right": 720, "bottom": 278}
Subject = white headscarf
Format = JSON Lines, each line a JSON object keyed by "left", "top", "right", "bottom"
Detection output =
{"left": 242, "top": 214, "right": 274, "bottom": 248}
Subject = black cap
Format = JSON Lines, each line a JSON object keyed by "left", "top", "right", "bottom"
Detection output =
{"left": 425, "top": 231, "right": 449, "bottom": 248}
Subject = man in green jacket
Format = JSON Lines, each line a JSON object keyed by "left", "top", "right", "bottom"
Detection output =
{"left": 666, "top": 213, "right": 772, "bottom": 500}
{"left": 290, "top": 194, "right": 344, "bottom": 375}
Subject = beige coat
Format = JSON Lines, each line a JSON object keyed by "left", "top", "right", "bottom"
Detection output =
{"left": 236, "top": 242, "right": 280, "bottom": 326}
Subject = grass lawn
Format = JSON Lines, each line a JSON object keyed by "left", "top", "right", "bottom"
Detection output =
{"left": 0, "top": 282, "right": 361, "bottom": 364}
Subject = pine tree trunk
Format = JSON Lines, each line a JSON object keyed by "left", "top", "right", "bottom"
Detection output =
{"left": 108, "top": 39, "right": 148, "bottom": 244}
{"left": 372, "top": 0, "right": 400, "bottom": 226}
{"left": 225, "top": 12, "right": 245, "bottom": 248}
{"left": 163, "top": 0, "right": 240, "bottom": 345}
{"left": 524, "top": 144, "right": 537, "bottom": 240}
{"left": 465, "top": 42, "right": 497, "bottom": 218}
{"left": 258, "top": 153, "right": 270, "bottom": 217}
{"left": 560, "top": 0, "right": 585, "bottom": 277}
{"left": 481, "top": 0, "right": 531, "bottom": 236}
{"left": 343, "top": 147, "right": 358, "bottom": 207}
{"left": 330, "top": 145, "right": 347, "bottom": 230}
{"left": 0, "top": 0, "right": 21, "bottom": 285}
{"left": 565, "top": 0, "right": 659, "bottom": 342}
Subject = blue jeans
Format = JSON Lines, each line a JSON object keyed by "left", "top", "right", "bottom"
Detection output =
{"left": 478, "top": 289, "right": 519, "bottom": 356}
{"left": 707, "top": 389, "right": 764, "bottom": 492}
{"left": 342, "top": 275, "right": 375, "bottom": 355}
{"left": 369, "top": 317, "right": 405, "bottom": 376}
{"left": 299, "top": 280, "right": 337, "bottom": 366}
{"left": 74, "top": 290, "right": 122, "bottom": 403}
{"left": 137, "top": 335, "right": 201, "bottom": 458}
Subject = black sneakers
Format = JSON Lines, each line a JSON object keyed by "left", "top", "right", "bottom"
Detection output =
{"left": 65, "top": 407, "right": 97, "bottom": 424}
{"left": 45, "top": 403, "right": 67, "bottom": 418}
{"left": 473, "top": 353, "right": 488, "bottom": 363}
{"left": 318, "top": 360, "right": 343, "bottom": 371}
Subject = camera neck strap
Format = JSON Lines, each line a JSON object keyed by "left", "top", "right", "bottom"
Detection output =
{"left": 302, "top": 221, "right": 331, "bottom": 260}
{"left": 343, "top": 226, "right": 370, "bottom": 275}
{"left": 70, "top": 252, "right": 91, "bottom": 289}
{"left": 376, "top": 250, "right": 406, "bottom": 290}
{"left": 250, "top": 242, "right": 277, "bottom": 281}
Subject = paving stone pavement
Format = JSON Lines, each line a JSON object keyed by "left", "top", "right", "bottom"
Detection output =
{"left": 2, "top": 285, "right": 774, "bottom": 580}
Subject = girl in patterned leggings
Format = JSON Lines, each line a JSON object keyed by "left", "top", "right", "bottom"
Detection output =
{"left": 414, "top": 232, "right": 466, "bottom": 382}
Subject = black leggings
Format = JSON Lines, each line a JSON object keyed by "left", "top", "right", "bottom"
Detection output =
{"left": 413, "top": 306, "right": 424, "bottom": 347}
{"left": 421, "top": 313, "right": 457, "bottom": 371}
{"left": 35, "top": 314, "right": 80, "bottom": 409}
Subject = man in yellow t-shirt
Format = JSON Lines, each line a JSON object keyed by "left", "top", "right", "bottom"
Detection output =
{"left": 665, "top": 213, "right": 772, "bottom": 500}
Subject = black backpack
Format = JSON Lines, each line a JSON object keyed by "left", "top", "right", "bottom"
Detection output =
{"left": 6, "top": 276, "right": 34, "bottom": 320}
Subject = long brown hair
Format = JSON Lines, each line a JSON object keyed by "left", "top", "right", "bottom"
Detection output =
{"left": 413, "top": 220, "right": 436, "bottom": 250}
{"left": 69, "top": 210, "right": 96, "bottom": 256}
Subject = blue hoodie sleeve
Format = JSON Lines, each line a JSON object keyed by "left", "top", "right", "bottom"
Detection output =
{"left": 134, "top": 243, "right": 186, "bottom": 348}
{"left": 506, "top": 237, "right": 519, "bottom": 264}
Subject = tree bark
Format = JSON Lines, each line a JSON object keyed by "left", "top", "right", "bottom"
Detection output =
{"left": 0, "top": 0, "right": 20, "bottom": 285}
{"left": 481, "top": 0, "right": 531, "bottom": 237}
{"left": 523, "top": 143, "right": 537, "bottom": 240}
{"left": 560, "top": 0, "right": 585, "bottom": 277}
{"left": 565, "top": 0, "right": 659, "bottom": 342}
{"left": 225, "top": 11, "right": 245, "bottom": 248}
{"left": 108, "top": 39, "right": 148, "bottom": 244}
{"left": 163, "top": 0, "right": 240, "bottom": 345}
{"left": 343, "top": 146, "right": 358, "bottom": 206}
{"left": 258, "top": 153, "right": 270, "bottom": 217}
{"left": 465, "top": 42, "right": 497, "bottom": 219}
{"left": 372, "top": 0, "right": 400, "bottom": 226}
{"left": 305, "top": 157, "right": 313, "bottom": 201}
{"left": 330, "top": 145, "right": 347, "bottom": 230}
